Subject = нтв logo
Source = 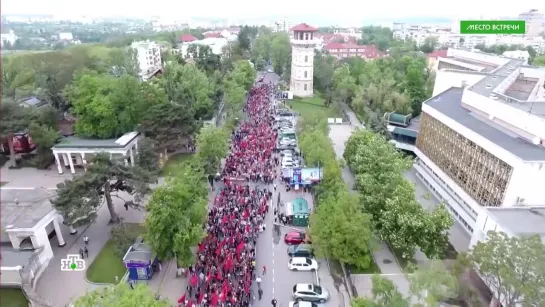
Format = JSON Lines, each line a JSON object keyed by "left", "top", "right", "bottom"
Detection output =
{"left": 61, "top": 254, "right": 86, "bottom": 272}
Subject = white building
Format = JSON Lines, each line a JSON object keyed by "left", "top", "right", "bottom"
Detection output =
{"left": 58, "top": 32, "right": 73, "bottom": 41}
{"left": 51, "top": 131, "right": 141, "bottom": 174}
{"left": 502, "top": 50, "right": 531, "bottom": 62}
{"left": 131, "top": 41, "right": 162, "bottom": 81}
{"left": 178, "top": 37, "right": 236, "bottom": 58}
{"left": 1, "top": 189, "right": 68, "bottom": 288}
{"left": 413, "top": 48, "right": 545, "bottom": 246}
{"left": 289, "top": 23, "right": 318, "bottom": 97}
{"left": 271, "top": 18, "right": 291, "bottom": 33}
{"left": 518, "top": 9, "right": 545, "bottom": 37}
{"left": 1, "top": 30, "right": 18, "bottom": 47}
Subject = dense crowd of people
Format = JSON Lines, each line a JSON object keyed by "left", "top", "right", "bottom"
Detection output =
{"left": 178, "top": 82, "right": 275, "bottom": 307}
{"left": 222, "top": 84, "right": 277, "bottom": 183}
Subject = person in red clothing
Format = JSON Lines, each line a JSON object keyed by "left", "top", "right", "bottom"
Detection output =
{"left": 262, "top": 265, "right": 267, "bottom": 275}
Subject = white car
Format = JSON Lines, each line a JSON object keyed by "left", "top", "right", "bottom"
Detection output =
{"left": 288, "top": 257, "right": 319, "bottom": 271}
{"left": 289, "top": 302, "right": 325, "bottom": 307}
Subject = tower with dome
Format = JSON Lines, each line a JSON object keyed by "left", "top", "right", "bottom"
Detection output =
{"left": 289, "top": 23, "right": 318, "bottom": 97}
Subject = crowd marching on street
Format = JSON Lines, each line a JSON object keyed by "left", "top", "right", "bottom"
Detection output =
{"left": 178, "top": 81, "right": 277, "bottom": 307}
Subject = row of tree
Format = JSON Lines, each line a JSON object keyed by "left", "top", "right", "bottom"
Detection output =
{"left": 295, "top": 112, "right": 375, "bottom": 270}
{"left": 352, "top": 231, "right": 545, "bottom": 306}
{"left": 344, "top": 130, "right": 453, "bottom": 260}
{"left": 250, "top": 29, "right": 292, "bottom": 78}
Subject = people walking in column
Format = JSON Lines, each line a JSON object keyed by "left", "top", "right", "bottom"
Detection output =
{"left": 84, "top": 247, "right": 89, "bottom": 258}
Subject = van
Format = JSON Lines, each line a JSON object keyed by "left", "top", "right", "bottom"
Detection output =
{"left": 287, "top": 244, "right": 313, "bottom": 257}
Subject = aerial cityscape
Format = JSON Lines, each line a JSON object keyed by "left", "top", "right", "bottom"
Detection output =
{"left": 1, "top": 3, "right": 545, "bottom": 307}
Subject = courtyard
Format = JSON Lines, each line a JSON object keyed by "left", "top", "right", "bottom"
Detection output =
{"left": 289, "top": 95, "right": 341, "bottom": 118}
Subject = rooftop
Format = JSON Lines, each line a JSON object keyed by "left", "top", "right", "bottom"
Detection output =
{"left": 180, "top": 34, "right": 197, "bottom": 42}
{"left": 53, "top": 131, "right": 139, "bottom": 149}
{"left": 427, "top": 49, "right": 448, "bottom": 58}
{"left": 487, "top": 207, "right": 545, "bottom": 240}
{"left": 123, "top": 243, "right": 154, "bottom": 263}
{"left": 447, "top": 57, "right": 499, "bottom": 72}
{"left": 425, "top": 87, "right": 545, "bottom": 161}
{"left": 1, "top": 188, "right": 56, "bottom": 231}
{"left": 290, "top": 23, "right": 318, "bottom": 32}
{"left": 1, "top": 244, "right": 34, "bottom": 266}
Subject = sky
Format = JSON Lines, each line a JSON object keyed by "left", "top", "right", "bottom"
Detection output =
{"left": 2, "top": 0, "right": 545, "bottom": 25}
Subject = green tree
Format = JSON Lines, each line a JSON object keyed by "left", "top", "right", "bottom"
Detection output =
{"left": 65, "top": 72, "right": 167, "bottom": 138}
{"left": 196, "top": 127, "right": 229, "bottom": 175}
{"left": 1, "top": 55, "right": 36, "bottom": 99}
{"left": 251, "top": 32, "right": 272, "bottom": 63}
{"left": 0, "top": 102, "right": 31, "bottom": 167}
{"left": 28, "top": 123, "right": 59, "bottom": 169}
{"left": 359, "top": 26, "right": 394, "bottom": 51}
{"left": 402, "top": 61, "right": 428, "bottom": 116}
{"left": 52, "top": 153, "right": 156, "bottom": 225}
{"left": 107, "top": 47, "right": 140, "bottom": 78}
{"left": 533, "top": 55, "right": 545, "bottom": 66}
{"left": 299, "top": 130, "right": 336, "bottom": 167}
{"left": 270, "top": 33, "right": 291, "bottom": 76}
{"left": 86, "top": 153, "right": 155, "bottom": 223}
{"left": 332, "top": 65, "right": 356, "bottom": 105}
{"left": 134, "top": 137, "right": 160, "bottom": 175}
{"left": 145, "top": 165, "right": 207, "bottom": 266}
{"left": 310, "top": 189, "right": 374, "bottom": 269}
{"left": 139, "top": 101, "right": 197, "bottom": 152}
{"left": 296, "top": 112, "right": 329, "bottom": 136}
{"left": 344, "top": 130, "right": 452, "bottom": 259}
{"left": 467, "top": 231, "right": 545, "bottom": 306}
{"left": 408, "top": 260, "right": 458, "bottom": 306}
{"left": 162, "top": 62, "right": 213, "bottom": 119}
{"left": 75, "top": 283, "right": 169, "bottom": 307}
{"left": 419, "top": 37, "right": 438, "bottom": 54}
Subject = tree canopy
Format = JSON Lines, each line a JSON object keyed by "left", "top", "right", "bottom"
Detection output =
{"left": 145, "top": 163, "right": 207, "bottom": 266}
{"left": 65, "top": 71, "right": 167, "bottom": 138}
{"left": 75, "top": 283, "right": 169, "bottom": 307}
{"left": 344, "top": 130, "right": 452, "bottom": 260}
{"left": 196, "top": 127, "right": 230, "bottom": 175}
{"left": 466, "top": 231, "right": 545, "bottom": 306}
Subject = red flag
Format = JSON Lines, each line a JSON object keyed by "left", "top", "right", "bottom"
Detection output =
{"left": 206, "top": 272, "right": 212, "bottom": 282}
{"left": 190, "top": 274, "right": 198, "bottom": 286}
{"left": 211, "top": 293, "right": 219, "bottom": 306}
{"left": 187, "top": 301, "right": 193, "bottom": 307}
{"left": 198, "top": 292, "right": 204, "bottom": 303}
{"left": 177, "top": 294, "right": 186, "bottom": 304}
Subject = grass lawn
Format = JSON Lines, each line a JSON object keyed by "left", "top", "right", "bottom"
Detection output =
{"left": 86, "top": 223, "right": 145, "bottom": 284}
{"left": 348, "top": 258, "right": 382, "bottom": 274}
{"left": 1, "top": 288, "right": 29, "bottom": 307}
{"left": 162, "top": 153, "right": 195, "bottom": 176}
{"left": 288, "top": 95, "right": 341, "bottom": 118}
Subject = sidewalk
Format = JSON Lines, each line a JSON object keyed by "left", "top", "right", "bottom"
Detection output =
{"left": 328, "top": 104, "right": 406, "bottom": 281}
{"left": 35, "top": 191, "right": 146, "bottom": 306}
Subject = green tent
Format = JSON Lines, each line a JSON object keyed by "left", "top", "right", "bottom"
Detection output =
{"left": 287, "top": 198, "right": 310, "bottom": 226}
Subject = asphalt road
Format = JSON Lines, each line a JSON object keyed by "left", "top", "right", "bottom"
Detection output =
{"left": 253, "top": 71, "right": 343, "bottom": 307}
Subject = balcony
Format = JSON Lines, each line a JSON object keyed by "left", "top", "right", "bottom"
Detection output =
{"left": 290, "top": 38, "right": 319, "bottom": 46}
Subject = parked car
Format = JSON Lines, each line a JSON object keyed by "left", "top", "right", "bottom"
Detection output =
{"left": 289, "top": 301, "right": 325, "bottom": 307}
{"left": 285, "top": 231, "right": 306, "bottom": 244}
{"left": 288, "top": 257, "right": 318, "bottom": 271}
{"left": 292, "top": 284, "right": 330, "bottom": 303}
{"left": 287, "top": 244, "right": 313, "bottom": 257}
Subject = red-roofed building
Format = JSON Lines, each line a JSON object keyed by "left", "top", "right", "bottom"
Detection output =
{"left": 290, "top": 23, "right": 318, "bottom": 32}
{"left": 323, "top": 43, "right": 383, "bottom": 60}
{"left": 427, "top": 49, "right": 448, "bottom": 70}
{"left": 180, "top": 34, "right": 197, "bottom": 43}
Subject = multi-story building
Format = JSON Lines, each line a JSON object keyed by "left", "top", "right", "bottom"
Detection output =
{"left": 518, "top": 9, "right": 545, "bottom": 37}
{"left": 290, "top": 23, "right": 318, "bottom": 97}
{"left": 323, "top": 43, "right": 383, "bottom": 60}
{"left": 131, "top": 41, "right": 162, "bottom": 81}
{"left": 58, "top": 32, "right": 73, "bottom": 41}
{"left": 271, "top": 18, "right": 291, "bottom": 33}
{"left": 413, "top": 48, "right": 545, "bottom": 242}
{"left": 1, "top": 30, "right": 17, "bottom": 47}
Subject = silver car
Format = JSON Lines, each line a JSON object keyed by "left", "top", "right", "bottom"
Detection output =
{"left": 292, "top": 284, "right": 330, "bottom": 303}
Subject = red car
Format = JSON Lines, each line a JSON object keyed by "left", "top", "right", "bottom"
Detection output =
{"left": 284, "top": 231, "right": 307, "bottom": 245}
